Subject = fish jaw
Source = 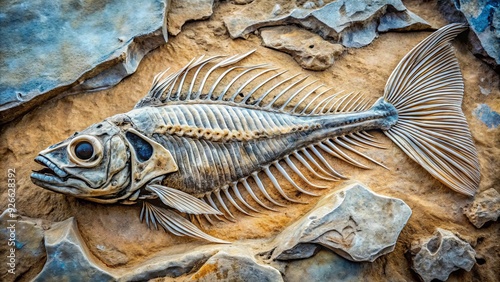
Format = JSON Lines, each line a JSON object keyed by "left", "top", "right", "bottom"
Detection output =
{"left": 30, "top": 155, "right": 89, "bottom": 196}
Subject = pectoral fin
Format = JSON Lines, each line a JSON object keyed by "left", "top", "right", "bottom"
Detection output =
{"left": 146, "top": 184, "right": 222, "bottom": 215}
{"left": 140, "top": 202, "right": 230, "bottom": 244}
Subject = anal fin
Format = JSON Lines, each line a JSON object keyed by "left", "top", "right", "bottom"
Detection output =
{"left": 141, "top": 202, "right": 230, "bottom": 244}
{"left": 146, "top": 184, "right": 222, "bottom": 215}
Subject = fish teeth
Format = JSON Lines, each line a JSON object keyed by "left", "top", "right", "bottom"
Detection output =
{"left": 35, "top": 155, "right": 68, "bottom": 178}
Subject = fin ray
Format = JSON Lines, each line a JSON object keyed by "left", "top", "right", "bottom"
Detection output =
{"left": 146, "top": 184, "right": 221, "bottom": 215}
{"left": 382, "top": 23, "right": 479, "bottom": 196}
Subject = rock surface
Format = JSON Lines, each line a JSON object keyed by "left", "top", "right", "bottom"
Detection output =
{"left": 281, "top": 249, "right": 369, "bottom": 281}
{"left": 410, "top": 228, "right": 476, "bottom": 282}
{"left": 31, "top": 214, "right": 282, "bottom": 281}
{"left": 0, "top": 0, "right": 167, "bottom": 124}
{"left": 473, "top": 104, "right": 500, "bottom": 129}
{"left": 0, "top": 211, "right": 47, "bottom": 282}
{"left": 224, "top": 0, "right": 431, "bottom": 47}
{"left": 438, "top": 0, "right": 500, "bottom": 71}
{"left": 33, "top": 218, "right": 116, "bottom": 282}
{"left": 168, "top": 0, "right": 214, "bottom": 35}
{"left": 270, "top": 183, "right": 412, "bottom": 262}
{"left": 260, "top": 26, "right": 344, "bottom": 71}
{"left": 464, "top": 188, "right": 500, "bottom": 228}
{"left": 189, "top": 248, "right": 283, "bottom": 281}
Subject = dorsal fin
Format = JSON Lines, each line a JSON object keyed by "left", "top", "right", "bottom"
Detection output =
{"left": 135, "top": 51, "right": 371, "bottom": 115}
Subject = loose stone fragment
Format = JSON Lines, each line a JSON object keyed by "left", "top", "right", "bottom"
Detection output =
{"left": 0, "top": 0, "right": 167, "bottom": 124}
{"left": 410, "top": 228, "right": 476, "bottom": 282}
{"left": 473, "top": 104, "right": 500, "bottom": 129}
{"left": 0, "top": 211, "right": 46, "bottom": 282}
{"left": 224, "top": 0, "right": 430, "bottom": 47}
{"left": 33, "top": 218, "right": 116, "bottom": 282}
{"left": 260, "top": 26, "right": 344, "bottom": 70}
{"left": 270, "top": 182, "right": 412, "bottom": 262}
{"left": 463, "top": 188, "right": 500, "bottom": 228}
{"left": 168, "top": 0, "right": 214, "bottom": 35}
{"left": 189, "top": 247, "right": 283, "bottom": 282}
{"left": 438, "top": 0, "right": 500, "bottom": 71}
{"left": 282, "top": 249, "right": 369, "bottom": 281}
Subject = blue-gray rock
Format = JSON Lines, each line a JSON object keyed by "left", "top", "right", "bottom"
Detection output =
{"left": 33, "top": 218, "right": 117, "bottom": 282}
{"left": 224, "top": 0, "right": 431, "bottom": 48}
{"left": 410, "top": 228, "right": 476, "bottom": 282}
{"left": 438, "top": 0, "right": 500, "bottom": 72}
{"left": 473, "top": 103, "right": 500, "bottom": 129}
{"left": 0, "top": 211, "right": 46, "bottom": 282}
{"left": 270, "top": 182, "right": 412, "bottom": 262}
{"left": 188, "top": 247, "right": 284, "bottom": 282}
{"left": 282, "top": 249, "right": 369, "bottom": 282}
{"left": 0, "top": 0, "right": 167, "bottom": 124}
{"left": 31, "top": 215, "right": 282, "bottom": 281}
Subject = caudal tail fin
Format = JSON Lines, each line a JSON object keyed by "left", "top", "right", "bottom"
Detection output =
{"left": 383, "top": 23, "right": 480, "bottom": 196}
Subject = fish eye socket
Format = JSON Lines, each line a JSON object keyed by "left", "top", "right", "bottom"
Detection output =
{"left": 68, "top": 135, "right": 103, "bottom": 167}
{"left": 75, "top": 141, "right": 94, "bottom": 160}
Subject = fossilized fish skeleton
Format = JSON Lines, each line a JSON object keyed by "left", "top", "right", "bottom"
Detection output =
{"left": 31, "top": 24, "right": 480, "bottom": 243}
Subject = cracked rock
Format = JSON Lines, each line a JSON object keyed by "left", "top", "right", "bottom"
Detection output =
{"left": 410, "top": 228, "right": 476, "bottom": 282}
{"left": 270, "top": 182, "right": 412, "bottom": 262}
{"left": 464, "top": 188, "right": 500, "bottom": 228}
{"left": 33, "top": 218, "right": 116, "bottom": 281}
{"left": 0, "top": 0, "right": 168, "bottom": 124}
{"left": 224, "top": 0, "right": 430, "bottom": 48}
{"left": 31, "top": 216, "right": 282, "bottom": 281}
{"left": 438, "top": 0, "right": 500, "bottom": 72}
{"left": 168, "top": 0, "right": 214, "bottom": 35}
{"left": 0, "top": 211, "right": 47, "bottom": 282}
{"left": 260, "top": 26, "right": 344, "bottom": 70}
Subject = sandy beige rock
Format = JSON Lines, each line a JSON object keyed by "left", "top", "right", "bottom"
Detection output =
{"left": 168, "top": 0, "right": 214, "bottom": 35}
{"left": 463, "top": 188, "right": 500, "bottom": 228}
{"left": 260, "top": 26, "right": 344, "bottom": 70}
{"left": 223, "top": 0, "right": 431, "bottom": 47}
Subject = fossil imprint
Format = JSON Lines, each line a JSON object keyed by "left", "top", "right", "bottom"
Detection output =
{"left": 31, "top": 24, "right": 480, "bottom": 243}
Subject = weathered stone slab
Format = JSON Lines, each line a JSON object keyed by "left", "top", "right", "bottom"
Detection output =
{"left": 168, "top": 0, "right": 214, "bottom": 35}
{"left": 224, "top": 0, "right": 431, "bottom": 47}
{"left": 0, "top": 0, "right": 167, "bottom": 124}
{"left": 439, "top": 0, "right": 500, "bottom": 72}
{"left": 464, "top": 188, "right": 500, "bottom": 228}
{"left": 270, "top": 182, "right": 412, "bottom": 262}
{"left": 0, "top": 211, "right": 46, "bottom": 282}
{"left": 473, "top": 104, "right": 500, "bottom": 129}
{"left": 260, "top": 26, "right": 344, "bottom": 71}
{"left": 33, "top": 218, "right": 116, "bottom": 281}
{"left": 282, "top": 249, "right": 369, "bottom": 282}
{"left": 410, "top": 228, "right": 476, "bottom": 282}
{"left": 31, "top": 215, "right": 282, "bottom": 281}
